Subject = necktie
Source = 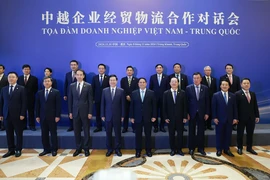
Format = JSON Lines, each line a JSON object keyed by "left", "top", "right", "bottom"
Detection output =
{"left": 45, "top": 89, "right": 49, "bottom": 100}
{"left": 72, "top": 72, "right": 75, "bottom": 82}
{"left": 24, "top": 76, "right": 28, "bottom": 84}
{"left": 9, "top": 85, "right": 13, "bottom": 95}
{"left": 128, "top": 77, "right": 131, "bottom": 87}
{"left": 245, "top": 91, "right": 251, "bottom": 103}
{"left": 223, "top": 92, "right": 228, "bottom": 104}
{"left": 77, "top": 83, "right": 81, "bottom": 96}
{"left": 141, "top": 90, "right": 144, "bottom": 102}
{"left": 176, "top": 74, "right": 181, "bottom": 90}
{"left": 196, "top": 86, "right": 200, "bottom": 100}
{"left": 100, "top": 75, "right": 103, "bottom": 86}
{"left": 173, "top": 90, "right": 177, "bottom": 103}
{"left": 229, "top": 75, "right": 233, "bottom": 84}
{"left": 158, "top": 74, "right": 161, "bottom": 86}
{"left": 111, "top": 88, "right": 115, "bottom": 100}
{"left": 207, "top": 77, "right": 211, "bottom": 87}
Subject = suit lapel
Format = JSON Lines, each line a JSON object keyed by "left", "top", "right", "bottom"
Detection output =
{"left": 219, "top": 92, "right": 227, "bottom": 105}
{"left": 10, "top": 85, "right": 19, "bottom": 99}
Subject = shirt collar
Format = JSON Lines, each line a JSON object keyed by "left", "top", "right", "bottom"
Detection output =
{"left": 24, "top": 74, "right": 30, "bottom": 78}
{"left": 9, "top": 83, "right": 17, "bottom": 87}
{"left": 140, "top": 88, "right": 146, "bottom": 92}
{"left": 45, "top": 87, "right": 52, "bottom": 92}
{"left": 127, "top": 76, "right": 133, "bottom": 79}
{"left": 171, "top": 88, "right": 178, "bottom": 92}
{"left": 242, "top": 89, "right": 249, "bottom": 93}
{"left": 111, "top": 86, "right": 116, "bottom": 90}
{"left": 194, "top": 84, "right": 201, "bottom": 88}
{"left": 0, "top": 73, "right": 4, "bottom": 78}
{"left": 221, "top": 90, "right": 228, "bottom": 94}
{"left": 77, "top": 81, "right": 84, "bottom": 85}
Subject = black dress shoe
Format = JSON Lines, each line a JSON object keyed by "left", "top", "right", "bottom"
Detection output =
{"left": 85, "top": 150, "right": 90, "bottom": 157}
{"left": 177, "top": 150, "right": 184, "bottom": 156}
{"left": 115, "top": 150, "right": 122, "bottom": 157}
{"left": 39, "top": 151, "right": 51, "bottom": 156}
{"left": 153, "top": 128, "right": 158, "bottom": 133}
{"left": 160, "top": 127, "right": 166, "bottom": 132}
{"left": 67, "top": 127, "right": 73, "bottom": 132}
{"left": 73, "top": 149, "right": 82, "bottom": 157}
{"left": 224, "top": 150, "right": 234, "bottom": 157}
{"left": 189, "top": 149, "right": 194, "bottom": 155}
{"left": 198, "top": 150, "right": 206, "bottom": 156}
{"left": 216, "top": 151, "right": 222, "bottom": 157}
{"left": 183, "top": 127, "right": 187, "bottom": 132}
{"left": 122, "top": 129, "right": 127, "bottom": 133}
{"left": 15, "top": 150, "right": 21, "bottom": 157}
{"left": 2, "top": 151, "right": 15, "bottom": 158}
{"left": 247, "top": 148, "right": 258, "bottom": 155}
{"left": 135, "top": 152, "right": 141, "bottom": 158}
{"left": 170, "top": 150, "right": 175, "bottom": 156}
{"left": 93, "top": 128, "right": 102, "bottom": 133}
{"left": 106, "top": 150, "right": 113, "bottom": 157}
{"left": 30, "top": 127, "right": 36, "bottom": 131}
{"left": 208, "top": 127, "right": 214, "bottom": 130}
{"left": 146, "top": 152, "right": 152, "bottom": 157}
{"left": 52, "top": 151, "right": 57, "bottom": 156}
{"left": 237, "top": 149, "right": 243, "bottom": 155}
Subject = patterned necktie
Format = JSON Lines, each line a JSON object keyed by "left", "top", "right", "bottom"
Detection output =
{"left": 9, "top": 85, "right": 13, "bottom": 95}
{"left": 128, "top": 77, "right": 131, "bottom": 87}
{"left": 141, "top": 90, "right": 144, "bottom": 102}
{"left": 72, "top": 72, "right": 75, "bottom": 82}
{"left": 173, "top": 90, "right": 177, "bottom": 103}
{"left": 224, "top": 92, "right": 228, "bottom": 104}
{"left": 77, "top": 83, "right": 81, "bottom": 96}
{"left": 158, "top": 74, "right": 161, "bottom": 86}
{"left": 100, "top": 75, "right": 103, "bottom": 86}
{"left": 196, "top": 86, "right": 200, "bottom": 100}
{"left": 176, "top": 74, "right": 181, "bottom": 90}
{"left": 111, "top": 88, "right": 115, "bottom": 100}
{"left": 245, "top": 91, "right": 251, "bottom": 103}
{"left": 229, "top": 75, "right": 233, "bottom": 84}
{"left": 207, "top": 77, "right": 211, "bottom": 87}
{"left": 45, "top": 89, "right": 49, "bottom": 100}
{"left": 24, "top": 76, "right": 28, "bottom": 85}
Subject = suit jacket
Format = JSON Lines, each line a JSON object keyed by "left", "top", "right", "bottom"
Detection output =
{"left": 40, "top": 78, "right": 58, "bottom": 90}
{"left": 235, "top": 90, "right": 260, "bottom": 122}
{"left": 186, "top": 84, "right": 210, "bottom": 119}
{"left": 0, "top": 75, "right": 8, "bottom": 92}
{"left": 129, "top": 89, "right": 157, "bottom": 122}
{"left": 120, "top": 76, "right": 139, "bottom": 96}
{"left": 202, "top": 76, "right": 217, "bottom": 98}
{"left": 167, "top": 73, "right": 188, "bottom": 91}
{"left": 68, "top": 82, "right": 93, "bottom": 118}
{"left": 36, "top": 88, "right": 61, "bottom": 121}
{"left": 149, "top": 74, "right": 168, "bottom": 101}
{"left": 219, "top": 74, "right": 240, "bottom": 93}
{"left": 163, "top": 89, "right": 187, "bottom": 122}
{"left": 18, "top": 75, "right": 38, "bottom": 98}
{"left": 0, "top": 84, "right": 27, "bottom": 119}
{"left": 92, "top": 74, "right": 110, "bottom": 103}
{"left": 101, "top": 87, "right": 125, "bottom": 121}
{"left": 64, "top": 71, "right": 87, "bottom": 97}
{"left": 212, "top": 91, "right": 238, "bottom": 124}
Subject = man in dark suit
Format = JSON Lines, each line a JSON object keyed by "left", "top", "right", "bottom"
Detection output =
{"left": 167, "top": 63, "right": 188, "bottom": 132}
{"left": 120, "top": 66, "right": 139, "bottom": 133}
{"left": 68, "top": 69, "right": 93, "bottom": 157}
{"left": 18, "top": 64, "right": 38, "bottom": 131}
{"left": 163, "top": 77, "right": 187, "bottom": 156}
{"left": 64, "top": 60, "right": 79, "bottom": 132}
{"left": 219, "top": 64, "right": 240, "bottom": 131}
{"left": 130, "top": 78, "right": 157, "bottom": 158}
{"left": 0, "top": 72, "right": 27, "bottom": 158}
{"left": 101, "top": 75, "right": 125, "bottom": 157}
{"left": 186, "top": 72, "right": 209, "bottom": 156}
{"left": 149, "top": 64, "right": 167, "bottom": 133}
{"left": 36, "top": 76, "right": 61, "bottom": 157}
{"left": 92, "top": 64, "right": 110, "bottom": 132}
{"left": 202, "top": 66, "right": 217, "bottom": 130}
{"left": 40, "top": 67, "right": 57, "bottom": 89}
{"left": 212, "top": 80, "right": 238, "bottom": 157}
{"left": 235, "top": 78, "right": 260, "bottom": 155}
{"left": 0, "top": 64, "right": 8, "bottom": 131}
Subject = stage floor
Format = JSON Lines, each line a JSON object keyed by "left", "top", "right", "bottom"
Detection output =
{"left": 0, "top": 146, "right": 270, "bottom": 180}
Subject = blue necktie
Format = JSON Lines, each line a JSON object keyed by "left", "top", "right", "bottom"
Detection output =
{"left": 196, "top": 86, "right": 200, "bottom": 100}
{"left": 111, "top": 88, "right": 115, "bottom": 100}
{"left": 173, "top": 90, "right": 177, "bottom": 103}
{"left": 100, "top": 76, "right": 103, "bottom": 86}
{"left": 158, "top": 74, "right": 161, "bottom": 86}
{"left": 45, "top": 89, "right": 49, "bottom": 100}
{"left": 141, "top": 90, "right": 144, "bottom": 102}
{"left": 224, "top": 92, "right": 228, "bottom": 104}
{"left": 9, "top": 86, "right": 13, "bottom": 95}
{"left": 77, "top": 83, "right": 81, "bottom": 96}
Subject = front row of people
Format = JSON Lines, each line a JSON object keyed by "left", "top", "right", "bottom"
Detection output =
{"left": 0, "top": 70, "right": 260, "bottom": 158}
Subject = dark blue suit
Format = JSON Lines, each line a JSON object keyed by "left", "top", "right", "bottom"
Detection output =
{"left": 212, "top": 91, "right": 238, "bottom": 151}
{"left": 101, "top": 87, "right": 125, "bottom": 151}
{"left": 186, "top": 84, "right": 210, "bottom": 151}
{"left": 36, "top": 88, "right": 61, "bottom": 152}
{"left": 92, "top": 74, "right": 109, "bottom": 129}
{"left": 149, "top": 74, "right": 167, "bottom": 129}
{"left": 130, "top": 89, "right": 157, "bottom": 152}
{"left": 120, "top": 76, "right": 139, "bottom": 131}
{"left": 68, "top": 82, "right": 93, "bottom": 151}
{"left": 0, "top": 84, "right": 27, "bottom": 151}
{"left": 0, "top": 74, "right": 8, "bottom": 129}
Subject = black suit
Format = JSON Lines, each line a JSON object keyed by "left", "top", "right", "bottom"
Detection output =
{"left": 68, "top": 82, "right": 93, "bottom": 151}
{"left": 92, "top": 74, "right": 109, "bottom": 129}
{"left": 18, "top": 75, "right": 38, "bottom": 128}
{"left": 36, "top": 88, "right": 61, "bottom": 152}
{"left": 130, "top": 89, "right": 157, "bottom": 152}
{"left": 219, "top": 74, "right": 240, "bottom": 93}
{"left": 202, "top": 76, "right": 217, "bottom": 128}
{"left": 235, "top": 90, "right": 260, "bottom": 150}
{"left": 149, "top": 74, "right": 167, "bottom": 129}
{"left": 163, "top": 89, "right": 187, "bottom": 151}
{"left": 0, "top": 84, "right": 27, "bottom": 151}
{"left": 120, "top": 76, "right": 139, "bottom": 131}
{"left": 167, "top": 73, "right": 188, "bottom": 91}
{"left": 0, "top": 74, "right": 8, "bottom": 129}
